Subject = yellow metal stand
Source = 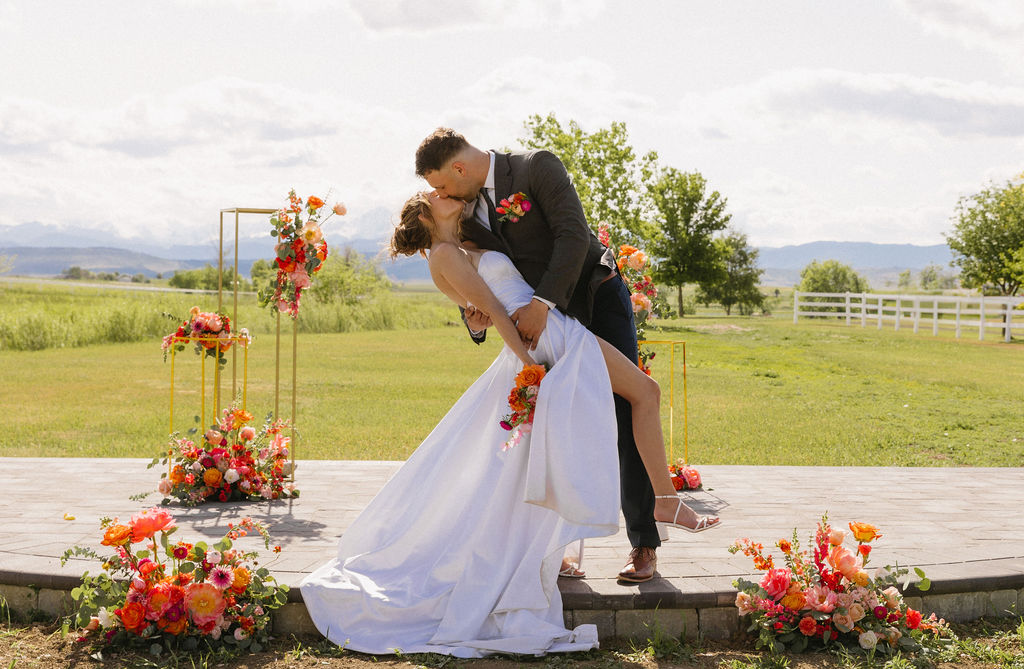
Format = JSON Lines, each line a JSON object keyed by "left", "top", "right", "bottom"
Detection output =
{"left": 638, "top": 339, "right": 689, "bottom": 464}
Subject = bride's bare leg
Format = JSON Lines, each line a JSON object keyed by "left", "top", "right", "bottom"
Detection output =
{"left": 596, "top": 338, "right": 719, "bottom": 529}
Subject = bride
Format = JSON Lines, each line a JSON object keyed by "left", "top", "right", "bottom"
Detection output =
{"left": 299, "top": 192, "right": 718, "bottom": 658}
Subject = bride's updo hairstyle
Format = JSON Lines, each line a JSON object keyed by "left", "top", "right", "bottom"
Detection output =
{"left": 389, "top": 192, "right": 434, "bottom": 259}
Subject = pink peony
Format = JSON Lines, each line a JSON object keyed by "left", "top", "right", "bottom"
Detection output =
{"left": 804, "top": 584, "right": 838, "bottom": 613}
{"left": 128, "top": 507, "right": 176, "bottom": 542}
{"left": 289, "top": 268, "right": 311, "bottom": 290}
{"left": 759, "top": 568, "right": 792, "bottom": 601}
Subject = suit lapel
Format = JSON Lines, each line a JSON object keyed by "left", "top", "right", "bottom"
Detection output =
{"left": 461, "top": 216, "right": 511, "bottom": 256}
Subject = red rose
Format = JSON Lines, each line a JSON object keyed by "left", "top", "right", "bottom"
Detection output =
{"left": 905, "top": 608, "right": 922, "bottom": 629}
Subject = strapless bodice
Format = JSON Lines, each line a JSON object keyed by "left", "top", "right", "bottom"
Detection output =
{"left": 477, "top": 251, "right": 534, "bottom": 315}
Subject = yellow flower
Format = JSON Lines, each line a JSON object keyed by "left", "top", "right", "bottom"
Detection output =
{"left": 848, "top": 522, "right": 882, "bottom": 543}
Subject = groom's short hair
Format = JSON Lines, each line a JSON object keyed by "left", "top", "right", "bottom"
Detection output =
{"left": 415, "top": 127, "right": 469, "bottom": 176}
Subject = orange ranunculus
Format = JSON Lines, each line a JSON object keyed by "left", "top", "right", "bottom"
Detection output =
{"left": 307, "top": 196, "right": 324, "bottom": 209}
{"left": 118, "top": 601, "right": 148, "bottom": 634}
{"left": 231, "top": 409, "right": 253, "bottom": 429}
{"left": 231, "top": 566, "right": 251, "bottom": 594}
{"left": 169, "top": 465, "right": 186, "bottom": 485}
{"left": 158, "top": 616, "right": 187, "bottom": 635}
{"left": 849, "top": 522, "right": 882, "bottom": 543}
{"left": 102, "top": 524, "right": 132, "bottom": 547}
{"left": 514, "top": 364, "right": 546, "bottom": 388}
{"left": 138, "top": 560, "right": 161, "bottom": 580}
{"left": 203, "top": 468, "right": 223, "bottom": 487}
{"left": 128, "top": 508, "right": 177, "bottom": 543}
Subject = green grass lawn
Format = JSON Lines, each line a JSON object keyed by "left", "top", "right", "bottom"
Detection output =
{"left": 2, "top": 307, "right": 1021, "bottom": 466}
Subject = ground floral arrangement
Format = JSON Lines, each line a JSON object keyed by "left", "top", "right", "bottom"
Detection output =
{"left": 150, "top": 404, "right": 298, "bottom": 505}
{"left": 61, "top": 509, "right": 288, "bottom": 656}
{"left": 668, "top": 459, "right": 702, "bottom": 490}
{"left": 161, "top": 307, "right": 250, "bottom": 366}
{"left": 730, "top": 515, "right": 949, "bottom": 657}
{"left": 257, "top": 189, "right": 345, "bottom": 318}
{"left": 499, "top": 363, "right": 548, "bottom": 451}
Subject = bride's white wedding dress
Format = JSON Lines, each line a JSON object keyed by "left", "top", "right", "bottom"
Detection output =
{"left": 300, "top": 251, "right": 620, "bottom": 657}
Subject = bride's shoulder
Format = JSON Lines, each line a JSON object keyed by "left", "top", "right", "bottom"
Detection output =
{"left": 427, "top": 242, "right": 468, "bottom": 268}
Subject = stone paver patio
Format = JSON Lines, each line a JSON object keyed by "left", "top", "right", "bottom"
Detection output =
{"left": 2, "top": 458, "right": 1022, "bottom": 640}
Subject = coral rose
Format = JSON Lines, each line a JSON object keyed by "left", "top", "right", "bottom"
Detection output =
{"left": 333, "top": 202, "right": 347, "bottom": 216}
{"left": 118, "top": 601, "right": 148, "bottom": 634}
{"left": 828, "top": 544, "right": 860, "bottom": 579}
{"left": 832, "top": 611, "right": 854, "bottom": 633}
{"left": 798, "top": 616, "right": 818, "bottom": 636}
{"left": 849, "top": 522, "right": 882, "bottom": 542}
{"left": 626, "top": 250, "right": 647, "bottom": 271}
{"left": 128, "top": 508, "right": 176, "bottom": 543}
{"left": 515, "top": 364, "right": 546, "bottom": 388}
{"left": 306, "top": 195, "right": 324, "bottom": 209}
{"left": 101, "top": 524, "right": 132, "bottom": 547}
{"left": 203, "top": 468, "right": 223, "bottom": 487}
{"left": 759, "top": 568, "right": 792, "bottom": 601}
{"left": 239, "top": 426, "right": 256, "bottom": 442}
{"left": 828, "top": 528, "right": 846, "bottom": 545}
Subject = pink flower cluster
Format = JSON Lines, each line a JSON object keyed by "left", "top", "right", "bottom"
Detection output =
{"left": 161, "top": 306, "right": 250, "bottom": 365}
{"left": 668, "top": 460, "right": 701, "bottom": 490}
{"left": 729, "top": 517, "right": 946, "bottom": 654}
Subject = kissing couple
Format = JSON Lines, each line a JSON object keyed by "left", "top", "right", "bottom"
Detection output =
{"left": 300, "top": 128, "right": 720, "bottom": 657}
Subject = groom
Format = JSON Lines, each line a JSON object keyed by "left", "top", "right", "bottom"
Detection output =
{"left": 415, "top": 127, "right": 661, "bottom": 583}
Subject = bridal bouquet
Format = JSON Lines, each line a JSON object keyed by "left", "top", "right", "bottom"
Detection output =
{"left": 729, "top": 515, "right": 947, "bottom": 656}
{"left": 257, "top": 189, "right": 346, "bottom": 318}
{"left": 151, "top": 403, "right": 298, "bottom": 505}
{"left": 499, "top": 363, "right": 548, "bottom": 451}
{"left": 161, "top": 307, "right": 250, "bottom": 366}
{"left": 62, "top": 511, "right": 287, "bottom": 654}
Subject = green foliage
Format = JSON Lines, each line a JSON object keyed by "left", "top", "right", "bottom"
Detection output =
{"left": 798, "top": 260, "right": 870, "bottom": 316}
{"left": 897, "top": 270, "right": 913, "bottom": 290}
{"left": 647, "top": 167, "right": 731, "bottom": 315}
{"left": 168, "top": 264, "right": 251, "bottom": 292}
{"left": 308, "top": 248, "right": 391, "bottom": 306}
{"left": 698, "top": 230, "right": 765, "bottom": 316}
{"left": 518, "top": 113, "right": 658, "bottom": 246}
{"left": 946, "top": 176, "right": 1024, "bottom": 296}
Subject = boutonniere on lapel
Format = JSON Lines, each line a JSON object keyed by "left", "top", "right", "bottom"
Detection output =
{"left": 496, "top": 192, "right": 532, "bottom": 224}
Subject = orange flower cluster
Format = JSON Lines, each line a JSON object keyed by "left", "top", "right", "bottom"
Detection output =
{"left": 68, "top": 513, "right": 286, "bottom": 652}
{"left": 729, "top": 516, "right": 947, "bottom": 655}
{"left": 258, "top": 189, "right": 345, "bottom": 318}
{"left": 158, "top": 402, "right": 298, "bottom": 506}
{"left": 668, "top": 459, "right": 702, "bottom": 491}
{"left": 161, "top": 307, "right": 250, "bottom": 366}
{"left": 498, "top": 364, "right": 548, "bottom": 451}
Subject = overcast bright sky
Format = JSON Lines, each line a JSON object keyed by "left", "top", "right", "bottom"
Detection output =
{"left": 2, "top": 0, "right": 1022, "bottom": 249}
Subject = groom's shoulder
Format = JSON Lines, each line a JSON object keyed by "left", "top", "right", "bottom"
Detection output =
{"left": 503, "top": 149, "right": 565, "bottom": 175}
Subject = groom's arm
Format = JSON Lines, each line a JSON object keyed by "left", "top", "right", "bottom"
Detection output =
{"left": 527, "top": 151, "right": 591, "bottom": 310}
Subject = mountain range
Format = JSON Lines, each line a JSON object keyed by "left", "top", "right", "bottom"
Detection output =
{"left": 0, "top": 221, "right": 955, "bottom": 288}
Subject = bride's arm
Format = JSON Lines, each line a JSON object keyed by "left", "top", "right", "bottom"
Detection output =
{"left": 429, "top": 245, "right": 537, "bottom": 367}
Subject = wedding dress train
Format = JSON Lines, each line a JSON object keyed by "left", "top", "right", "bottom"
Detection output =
{"left": 300, "top": 251, "right": 620, "bottom": 657}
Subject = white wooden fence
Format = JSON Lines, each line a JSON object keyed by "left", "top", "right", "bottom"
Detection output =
{"left": 793, "top": 292, "right": 1024, "bottom": 343}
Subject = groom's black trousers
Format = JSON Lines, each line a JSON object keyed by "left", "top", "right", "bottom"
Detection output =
{"left": 587, "top": 274, "right": 661, "bottom": 549}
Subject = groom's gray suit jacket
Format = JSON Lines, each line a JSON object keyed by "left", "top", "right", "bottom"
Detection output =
{"left": 460, "top": 150, "right": 617, "bottom": 327}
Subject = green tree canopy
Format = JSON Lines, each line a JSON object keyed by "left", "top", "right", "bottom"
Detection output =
{"left": 308, "top": 247, "right": 391, "bottom": 305}
{"left": 518, "top": 113, "right": 658, "bottom": 246}
{"left": 697, "top": 230, "right": 765, "bottom": 316}
{"left": 945, "top": 176, "right": 1024, "bottom": 296}
{"left": 798, "top": 259, "right": 869, "bottom": 293}
{"left": 169, "top": 265, "right": 250, "bottom": 292}
{"left": 647, "top": 167, "right": 731, "bottom": 315}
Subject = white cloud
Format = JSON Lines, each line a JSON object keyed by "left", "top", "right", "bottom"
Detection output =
{"left": 894, "top": 0, "right": 1024, "bottom": 60}
{"left": 346, "top": 0, "right": 605, "bottom": 33}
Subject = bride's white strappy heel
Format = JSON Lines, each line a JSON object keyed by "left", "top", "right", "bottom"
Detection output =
{"left": 655, "top": 495, "right": 721, "bottom": 534}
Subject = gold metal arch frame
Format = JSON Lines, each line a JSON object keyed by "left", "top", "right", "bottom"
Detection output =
{"left": 638, "top": 340, "right": 689, "bottom": 464}
{"left": 218, "top": 207, "right": 299, "bottom": 484}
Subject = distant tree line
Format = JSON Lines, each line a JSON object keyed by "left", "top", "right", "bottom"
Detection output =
{"left": 61, "top": 266, "right": 150, "bottom": 283}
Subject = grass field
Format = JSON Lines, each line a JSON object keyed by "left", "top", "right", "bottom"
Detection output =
{"left": 2, "top": 293, "right": 1021, "bottom": 465}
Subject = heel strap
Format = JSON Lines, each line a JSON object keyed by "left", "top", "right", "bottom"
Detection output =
{"left": 655, "top": 495, "right": 686, "bottom": 526}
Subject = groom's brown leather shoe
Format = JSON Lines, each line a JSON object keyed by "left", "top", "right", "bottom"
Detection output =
{"left": 617, "top": 546, "right": 657, "bottom": 583}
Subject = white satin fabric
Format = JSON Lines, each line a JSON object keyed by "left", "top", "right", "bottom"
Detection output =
{"left": 300, "top": 252, "right": 620, "bottom": 657}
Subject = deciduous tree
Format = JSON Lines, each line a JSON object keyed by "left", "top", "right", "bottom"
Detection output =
{"left": 698, "top": 230, "right": 764, "bottom": 316}
{"left": 946, "top": 176, "right": 1024, "bottom": 296}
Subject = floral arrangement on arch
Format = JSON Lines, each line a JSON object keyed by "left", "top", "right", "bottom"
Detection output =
{"left": 669, "top": 459, "right": 702, "bottom": 491}
{"left": 257, "top": 189, "right": 346, "bottom": 318}
{"left": 499, "top": 363, "right": 548, "bottom": 451}
{"left": 161, "top": 307, "right": 250, "bottom": 366}
{"left": 150, "top": 403, "right": 298, "bottom": 506}
{"left": 598, "top": 223, "right": 669, "bottom": 375}
{"left": 729, "top": 515, "right": 948, "bottom": 656}
{"left": 62, "top": 509, "right": 288, "bottom": 655}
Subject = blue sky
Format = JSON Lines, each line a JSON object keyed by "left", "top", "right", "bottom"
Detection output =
{"left": 1, "top": 0, "right": 1022, "bottom": 248}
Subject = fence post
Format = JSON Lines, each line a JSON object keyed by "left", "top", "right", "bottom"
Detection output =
{"left": 877, "top": 295, "right": 883, "bottom": 330}
{"left": 793, "top": 291, "right": 799, "bottom": 324}
{"left": 845, "top": 293, "right": 851, "bottom": 325}
{"left": 860, "top": 293, "right": 867, "bottom": 327}
{"left": 894, "top": 296, "right": 901, "bottom": 331}
{"left": 912, "top": 296, "right": 920, "bottom": 334}
{"left": 955, "top": 299, "right": 962, "bottom": 338}
{"left": 932, "top": 297, "right": 939, "bottom": 336}
{"left": 1006, "top": 301, "right": 1013, "bottom": 343}
{"left": 979, "top": 295, "right": 985, "bottom": 341}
